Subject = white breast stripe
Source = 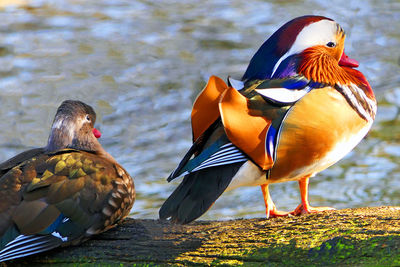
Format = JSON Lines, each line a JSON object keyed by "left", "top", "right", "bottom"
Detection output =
{"left": 337, "top": 83, "right": 376, "bottom": 122}
{"left": 256, "top": 86, "right": 311, "bottom": 104}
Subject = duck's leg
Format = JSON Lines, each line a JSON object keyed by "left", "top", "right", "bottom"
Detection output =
{"left": 291, "top": 176, "right": 335, "bottom": 215}
{"left": 260, "top": 184, "right": 290, "bottom": 218}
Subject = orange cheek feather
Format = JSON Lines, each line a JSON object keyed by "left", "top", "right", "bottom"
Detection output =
{"left": 298, "top": 46, "right": 360, "bottom": 86}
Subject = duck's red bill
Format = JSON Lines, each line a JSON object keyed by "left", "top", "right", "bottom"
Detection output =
{"left": 339, "top": 51, "right": 359, "bottom": 68}
{"left": 93, "top": 128, "right": 101, "bottom": 138}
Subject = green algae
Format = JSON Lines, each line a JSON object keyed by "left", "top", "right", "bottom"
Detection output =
{"left": 5, "top": 207, "right": 400, "bottom": 266}
{"left": 204, "top": 208, "right": 400, "bottom": 266}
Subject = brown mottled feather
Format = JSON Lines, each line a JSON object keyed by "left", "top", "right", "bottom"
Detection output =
{"left": 0, "top": 149, "right": 135, "bottom": 239}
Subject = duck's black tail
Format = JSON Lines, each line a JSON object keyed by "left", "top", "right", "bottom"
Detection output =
{"left": 159, "top": 162, "right": 244, "bottom": 224}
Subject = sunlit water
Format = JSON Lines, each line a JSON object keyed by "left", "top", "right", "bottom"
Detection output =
{"left": 0, "top": 0, "right": 399, "bottom": 220}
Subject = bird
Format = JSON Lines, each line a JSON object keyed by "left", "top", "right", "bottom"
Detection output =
{"left": 0, "top": 100, "right": 135, "bottom": 262}
{"left": 159, "top": 15, "right": 377, "bottom": 224}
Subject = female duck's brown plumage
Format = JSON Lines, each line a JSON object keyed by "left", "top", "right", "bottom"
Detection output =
{"left": 0, "top": 100, "right": 135, "bottom": 262}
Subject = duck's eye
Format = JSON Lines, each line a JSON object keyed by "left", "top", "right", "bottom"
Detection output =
{"left": 326, "top": 42, "right": 336, "bottom": 48}
{"left": 85, "top": 115, "right": 91, "bottom": 122}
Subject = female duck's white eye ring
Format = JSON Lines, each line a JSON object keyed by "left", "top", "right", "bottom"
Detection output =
{"left": 85, "top": 114, "right": 91, "bottom": 122}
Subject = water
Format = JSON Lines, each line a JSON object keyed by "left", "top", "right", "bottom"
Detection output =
{"left": 0, "top": 0, "right": 399, "bottom": 220}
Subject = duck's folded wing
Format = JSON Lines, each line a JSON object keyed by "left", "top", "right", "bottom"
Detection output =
{"left": 219, "top": 86, "right": 274, "bottom": 170}
{"left": 0, "top": 229, "right": 62, "bottom": 262}
{"left": 0, "top": 147, "right": 45, "bottom": 177}
{"left": 220, "top": 76, "right": 316, "bottom": 170}
{"left": 0, "top": 149, "right": 134, "bottom": 262}
{"left": 170, "top": 74, "right": 245, "bottom": 180}
{"left": 178, "top": 75, "right": 316, "bottom": 175}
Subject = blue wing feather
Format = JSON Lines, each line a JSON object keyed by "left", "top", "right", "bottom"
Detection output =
{"left": 39, "top": 214, "right": 65, "bottom": 234}
{"left": 281, "top": 78, "right": 309, "bottom": 89}
{"left": 265, "top": 125, "right": 277, "bottom": 161}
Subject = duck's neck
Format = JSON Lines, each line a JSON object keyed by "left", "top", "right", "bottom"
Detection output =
{"left": 297, "top": 48, "right": 377, "bottom": 121}
{"left": 46, "top": 127, "right": 73, "bottom": 152}
{"left": 46, "top": 122, "right": 117, "bottom": 163}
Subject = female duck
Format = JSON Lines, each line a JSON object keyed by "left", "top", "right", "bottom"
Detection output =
{"left": 0, "top": 100, "right": 135, "bottom": 261}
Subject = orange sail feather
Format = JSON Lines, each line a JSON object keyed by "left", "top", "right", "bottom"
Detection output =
{"left": 191, "top": 76, "right": 274, "bottom": 170}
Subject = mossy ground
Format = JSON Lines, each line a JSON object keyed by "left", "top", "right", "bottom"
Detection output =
{"left": 175, "top": 207, "right": 400, "bottom": 266}
{"left": 4, "top": 206, "right": 400, "bottom": 266}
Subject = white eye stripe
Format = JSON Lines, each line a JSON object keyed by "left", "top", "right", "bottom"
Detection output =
{"left": 271, "top": 19, "right": 338, "bottom": 77}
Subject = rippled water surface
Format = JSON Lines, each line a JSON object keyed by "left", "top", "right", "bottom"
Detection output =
{"left": 0, "top": 0, "right": 399, "bottom": 220}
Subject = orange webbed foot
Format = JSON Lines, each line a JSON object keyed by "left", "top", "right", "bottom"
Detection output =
{"left": 266, "top": 207, "right": 291, "bottom": 218}
{"left": 290, "top": 176, "right": 336, "bottom": 216}
{"left": 291, "top": 203, "right": 335, "bottom": 216}
{"left": 261, "top": 184, "right": 291, "bottom": 219}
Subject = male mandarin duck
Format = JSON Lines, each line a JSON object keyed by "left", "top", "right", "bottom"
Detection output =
{"left": 0, "top": 100, "right": 135, "bottom": 262}
{"left": 159, "top": 15, "right": 377, "bottom": 224}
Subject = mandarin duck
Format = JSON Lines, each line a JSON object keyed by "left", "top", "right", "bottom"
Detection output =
{"left": 0, "top": 100, "right": 135, "bottom": 262}
{"left": 159, "top": 15, "right": 377, "bottom": 224}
